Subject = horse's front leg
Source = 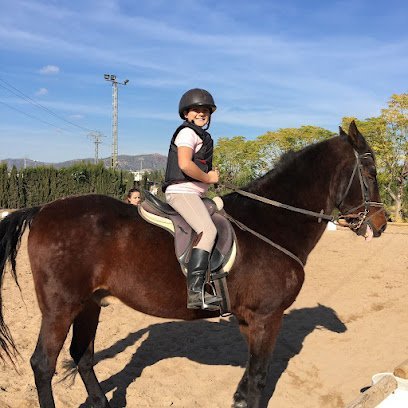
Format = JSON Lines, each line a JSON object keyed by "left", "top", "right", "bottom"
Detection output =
{"left": 233, "top": 310, "right": 283, "bottom": 408}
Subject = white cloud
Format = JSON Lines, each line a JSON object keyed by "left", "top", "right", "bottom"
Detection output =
{"left": 39, "top": 65, "right": 60, "bottom": 74}
{"left": 35, "top": 87, "right": 48, "bottom": 96}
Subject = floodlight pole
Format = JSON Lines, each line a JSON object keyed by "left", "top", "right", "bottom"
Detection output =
{"left": 103, "top": 74, "right": 129, "bottom": 169}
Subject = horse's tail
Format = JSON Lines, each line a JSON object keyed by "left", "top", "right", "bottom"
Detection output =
{"left": 0, "top": 206, "right": 41, "bottom": 363}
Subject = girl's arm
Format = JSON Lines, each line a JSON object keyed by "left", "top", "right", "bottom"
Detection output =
{"left": 177, "top": 146, "right": 219, "bottom": 184}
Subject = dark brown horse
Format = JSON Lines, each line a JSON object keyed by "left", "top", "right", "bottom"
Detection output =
{"left": 0, "top": 122, "right": 387, "bottom": 408}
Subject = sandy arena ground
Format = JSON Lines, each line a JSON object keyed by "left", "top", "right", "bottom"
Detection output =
{"left": 0, "top": 223, "right": 407, "bottom": 408}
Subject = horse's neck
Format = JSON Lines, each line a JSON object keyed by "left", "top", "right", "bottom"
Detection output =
{"left": 226, "top": 140, "right": 342, "bottom": 264}
{"left": 266, "top": 142, "right": 340, "bottom": 206}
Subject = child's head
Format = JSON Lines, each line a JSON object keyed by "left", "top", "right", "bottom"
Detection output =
{"left": 178, "top": 89, "right": 216, "bottom": 128}
{"left": 126, "top": 188, "right": 142, "bottom": 206}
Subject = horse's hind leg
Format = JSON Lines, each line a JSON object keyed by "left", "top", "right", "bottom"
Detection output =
{"left": 233, "top": 310, "right": 283, "bottom": 408}
{"left": 70, "top": 300, "right": 110, "bottom": 408}
{"left": 30, "top": 314, "right": 73, "bottom": 408}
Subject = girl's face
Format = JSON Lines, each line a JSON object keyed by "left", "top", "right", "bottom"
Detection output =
{"left": 184, "top": 106, "right": 210, "bottom": 127}
{"left": 128, "top": 192, "right": 141, "bottom": 206}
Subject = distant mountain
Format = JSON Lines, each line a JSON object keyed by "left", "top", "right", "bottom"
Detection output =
{"left": 0, "top": 153, "right": 167, "bottom": 171}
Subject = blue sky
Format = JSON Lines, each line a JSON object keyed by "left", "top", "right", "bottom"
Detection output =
{"left": 1, "top": 0, "right": 407, "bottom": 163}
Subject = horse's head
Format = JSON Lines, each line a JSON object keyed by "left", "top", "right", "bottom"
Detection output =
{"left": 315, "top": 303, "right": 347, "bottom": 333}
{"left": 336, "top": 121, "right": 387, "bottom": 239}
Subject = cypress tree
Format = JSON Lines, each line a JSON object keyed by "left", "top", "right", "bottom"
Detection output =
{"left": 18, "top": 171, "right": 25, "bottom": 208}
{"left": 8, "top": 166, "right": 19, "bottom": 209}
{"left": 0, "top": 164, "right": 8, "bottom": 208}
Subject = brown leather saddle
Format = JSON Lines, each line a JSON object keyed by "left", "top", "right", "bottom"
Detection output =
{"left": 138, "top": 191, "right": 236, "bottom": 313}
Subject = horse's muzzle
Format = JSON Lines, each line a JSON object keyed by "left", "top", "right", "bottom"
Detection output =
{"left": 357, "top": 219, "right": 386, "bottom": 239}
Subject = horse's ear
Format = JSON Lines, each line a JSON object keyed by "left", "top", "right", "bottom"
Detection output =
{"left": 349, "top": 120, "right": 358, "bottom": 133}
{"left": 339, "top": 126, "right": 348, "bottom": 139}
{"left": 347, "top": 120, "right": 367, "bottom": 152}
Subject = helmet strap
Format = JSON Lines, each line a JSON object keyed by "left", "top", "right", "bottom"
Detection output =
{"left": 204, "top": 116, "right": 211, "bottom": 130}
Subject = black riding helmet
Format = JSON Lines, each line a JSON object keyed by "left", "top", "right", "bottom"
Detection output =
{"left": 178, "top": 88, "right": 217, "bottom": 119}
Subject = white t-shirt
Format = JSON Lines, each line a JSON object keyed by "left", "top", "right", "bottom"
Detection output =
{"left": 165, "top": 127, "right": 208, "bottom": 195}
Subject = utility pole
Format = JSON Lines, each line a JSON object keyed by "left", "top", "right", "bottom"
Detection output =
{"left": 88, "top": 131, "right": 105, "bottom": 164}
{"left": 103, "top": 74, "right": 129, "bottom": 169}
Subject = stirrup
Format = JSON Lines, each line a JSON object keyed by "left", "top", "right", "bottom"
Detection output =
{"left": 201, "top": 283, "right": 222, "bottom": 310}
{"left": 187, "top": 293, "right": 221, "bottom": 310}
{"left": 187, "top": 284, "right": 221, "bottom": 310}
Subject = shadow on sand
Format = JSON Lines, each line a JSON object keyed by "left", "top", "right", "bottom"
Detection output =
{"left": 76, "top": 304, "right": 346, "bottom": 407}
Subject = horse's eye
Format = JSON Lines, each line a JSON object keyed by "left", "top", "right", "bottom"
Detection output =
{"left": 365, "top": 166, "right": 377, "bottom": 179}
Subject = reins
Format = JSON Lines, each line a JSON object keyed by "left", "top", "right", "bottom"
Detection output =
{"left": 221, "top": 182, "right": 335, "bottom": 223}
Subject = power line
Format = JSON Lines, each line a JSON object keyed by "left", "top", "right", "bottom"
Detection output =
{"left": 2, "top": 99, "right": 106, "bottom": 161}
{"left": 1, "top": 77, "right": 106, "bottom": 160}
{"left": 0, "top": 99, "right": 70, "bottom": 132}
{"left": 0, "top": 78, "right": 95, "bottom": 133}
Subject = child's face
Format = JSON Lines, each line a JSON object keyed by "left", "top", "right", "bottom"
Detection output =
{"left": 128, "top": 192, "right": 141, "bottom": 205}
{"left": 184, "top": 106, "right": 210, "bottom": 127}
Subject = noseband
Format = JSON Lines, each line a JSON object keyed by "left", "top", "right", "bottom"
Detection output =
{"left": 336, "top": 151, "right": 384, "bottom": 232}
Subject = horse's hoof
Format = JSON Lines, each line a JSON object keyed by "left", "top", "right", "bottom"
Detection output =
{"left": 232, "top": 399, "right": 247, "bottom": 408}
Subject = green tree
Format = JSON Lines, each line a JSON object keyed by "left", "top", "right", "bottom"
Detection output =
{"left": 214, "top": 136, "right": 261, "bottom": 188}
{"left": 7, "top": 166, "right": 20, "bottom": 208}
{"left": 21, "top": 167, "right": 41, "bottom": 207}
{"left": 257, "top": 126, "right": 334, "bottom": 172}
{"left": 381, "top": 93, "right": 408, "bottom": 221}
{"left": 0, "top": 164, "right": 8, "bottom": 208}
{"left": 6, "top": 163, "right": 133, "bottom": 208}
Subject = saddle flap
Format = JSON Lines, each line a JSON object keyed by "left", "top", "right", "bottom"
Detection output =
{"left": 139, "top": 201, "right": 194, "bottom": 257}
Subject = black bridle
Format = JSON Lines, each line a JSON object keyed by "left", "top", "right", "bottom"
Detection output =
{"left": 336, "top": 150, "right": 384, "bottom": 232}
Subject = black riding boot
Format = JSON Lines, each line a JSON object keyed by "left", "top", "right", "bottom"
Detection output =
{"left": 187, "top": 248, "right": 221, "bottom": 310}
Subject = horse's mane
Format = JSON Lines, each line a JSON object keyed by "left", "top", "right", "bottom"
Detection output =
{"left": 246, "top": 136, "right": 339, "bottom": 192}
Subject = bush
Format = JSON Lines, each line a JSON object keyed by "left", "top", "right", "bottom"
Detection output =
{"left": 0, "top": 163, "right": 134, "bottom": 209}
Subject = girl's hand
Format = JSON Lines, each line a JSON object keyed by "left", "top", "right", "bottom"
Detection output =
{"left": 207, "top": 169, "right": 219, "bottom": 184}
